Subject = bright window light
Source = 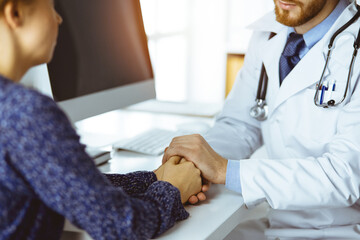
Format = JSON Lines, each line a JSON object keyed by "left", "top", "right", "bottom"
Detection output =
{"left": 140, "top": 0, "right": 273, "bottom": 103}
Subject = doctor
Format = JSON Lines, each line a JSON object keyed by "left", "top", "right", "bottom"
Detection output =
{"left": 163, "top": 0, "right": 360, "bottom": 239}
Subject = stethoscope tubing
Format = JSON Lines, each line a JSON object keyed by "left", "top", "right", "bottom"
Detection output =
{"left": 252, "top": 5, "right": 360, "bottom": 121}
{"left": 256, "top": 63, "right": 268, "bottom": 101}
{"left": 314, "top": 5, "right": 360, "bottom": 107}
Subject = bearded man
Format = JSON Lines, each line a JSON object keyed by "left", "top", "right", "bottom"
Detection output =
{"left": 163, "top": 0, "right": 360, "bottom": 239}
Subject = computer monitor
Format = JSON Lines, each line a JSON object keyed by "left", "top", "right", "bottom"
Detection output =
{"left": 47, "top": 0, "right": 155, "bottom": 123}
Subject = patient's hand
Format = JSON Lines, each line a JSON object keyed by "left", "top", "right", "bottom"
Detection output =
{"left": 187, "top": 181, "right": 211, "bottom": 204}
{"left": 155, "top": 156, "right": 202, "bottom": 204}
{"left": 162, "top": 148, "right": 210, "bottom": 204}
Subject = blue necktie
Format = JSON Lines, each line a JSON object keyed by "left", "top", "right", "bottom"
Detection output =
{"left": 279, "top": 33, "right": 305, "bottom": 84}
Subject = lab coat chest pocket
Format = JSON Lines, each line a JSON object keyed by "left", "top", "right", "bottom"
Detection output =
{"left": 321, "top": 58, "right": 352, "bottom": 105}
{"left": 323, "top": 33, "right": 355, "bottom": 103}
{"left": 283, "top": 87, "right": 342, "bottom": 149}
{"left": 275, "top": 50, "right": 351, "bottom": 152}
{"left": 288, "top": 59, "right": 350, "bottom": 149}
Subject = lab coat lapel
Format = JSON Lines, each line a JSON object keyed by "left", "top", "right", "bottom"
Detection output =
{"left": 273, "top": 41, "right": 326, "bottom": 111}
{"left": 261, "top": 29, "right": 287, "bottom": 115}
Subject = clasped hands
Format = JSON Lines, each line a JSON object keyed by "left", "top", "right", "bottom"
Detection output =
{"left": 154, "top": 134, "right": 228, "bottom": 204}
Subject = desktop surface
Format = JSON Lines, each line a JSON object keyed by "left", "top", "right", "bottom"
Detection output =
{"left": 127, "top": 99, "right": 223, "bottom": 118}
{"left": 62, "top": 108, "right": 244, "bottom": 240}
{"left": 63, "top": 183, "right": 243, "bottom": 240}
{"left": 64, "top": 150, "right": 244, "bottom": 240}
{"left": 156, "top": 184, "right": 244, "bottom": 240}
{"left": 74, "top": 108, "right": 215, "bottom": 150}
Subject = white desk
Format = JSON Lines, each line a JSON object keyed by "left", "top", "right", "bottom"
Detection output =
{"left": 61, "top": 109, "right": 246, "bottom": 240}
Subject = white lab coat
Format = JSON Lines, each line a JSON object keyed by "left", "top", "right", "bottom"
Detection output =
{"left": 205, "top": 1, "right": 360, "bottom": 239}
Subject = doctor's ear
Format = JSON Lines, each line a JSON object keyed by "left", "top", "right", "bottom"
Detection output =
{"left": 2, "top": 1, "right": 26, "bottom": 29}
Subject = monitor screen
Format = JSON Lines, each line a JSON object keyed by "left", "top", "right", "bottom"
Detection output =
{"left": 47, "top": 0, "right": 155, "bottom": 122}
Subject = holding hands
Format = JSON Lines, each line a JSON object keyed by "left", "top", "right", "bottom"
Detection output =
{"left": 160, "top": 134, "right": 228, "bottom": 204}
{"left": 155, "top": 156, "right": 202, "bottom": 204}
{"left": 163, "top": 134, "right": 228, "bottom": 184}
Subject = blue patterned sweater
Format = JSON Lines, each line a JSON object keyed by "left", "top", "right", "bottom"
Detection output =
{"left": 0, "top": 75, "right": 188, "bottom": 240}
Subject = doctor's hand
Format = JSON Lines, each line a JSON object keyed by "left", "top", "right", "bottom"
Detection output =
{"left": 154, "top": 156, "right": 202, "bottom": 204}
{"left": 162, "top": 134, "right": 228, "bottom": 185}
{"left": 162, "top": 149, "right": 211, "bottom": 204}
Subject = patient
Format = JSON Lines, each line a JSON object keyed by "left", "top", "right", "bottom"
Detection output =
{"left": 0, "top": 0, "right": 201, "bottom": 239}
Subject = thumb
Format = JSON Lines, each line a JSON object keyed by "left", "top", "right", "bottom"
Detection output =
{"left": 162, "top": 147, "right": 169, "bottom": 164}
{"left": 179, "top": 158, "right": 187, "bottom": 164}
{"left": 168, "top": 156, "right": 182, "bottom": 165}
{"left": 162, "top": 154, "right": 167, "bottom": 164}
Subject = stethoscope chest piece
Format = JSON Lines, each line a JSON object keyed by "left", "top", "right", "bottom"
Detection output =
{"left": 250, "top": 99, "right": 268, "bottom": 121}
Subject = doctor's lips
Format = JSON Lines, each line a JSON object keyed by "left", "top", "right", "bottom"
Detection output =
{"left": 277, "top": 0, "right": 298, "bottom": 10}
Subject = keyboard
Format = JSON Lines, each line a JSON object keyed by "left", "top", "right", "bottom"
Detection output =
{"left": 113, "top": 128, "right": 188, "bottom": 156}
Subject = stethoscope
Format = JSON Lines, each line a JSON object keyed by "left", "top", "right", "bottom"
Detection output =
{"left": 250, "top": 5, "right": 360, "bottom": 121}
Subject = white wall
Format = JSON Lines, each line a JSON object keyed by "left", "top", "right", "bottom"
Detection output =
{"left": 227, "top": 0, "right": 274, "bottom": 53}
{"left": 186, "top": 0, "right": 228, "bottom": 103}
{"left": 141, "top": 0, "right": 274, "bottom": 104}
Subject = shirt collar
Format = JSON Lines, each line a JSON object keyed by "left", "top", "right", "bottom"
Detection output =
{"left": 290, "top": 0, "right": 349, "bottom": 49}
